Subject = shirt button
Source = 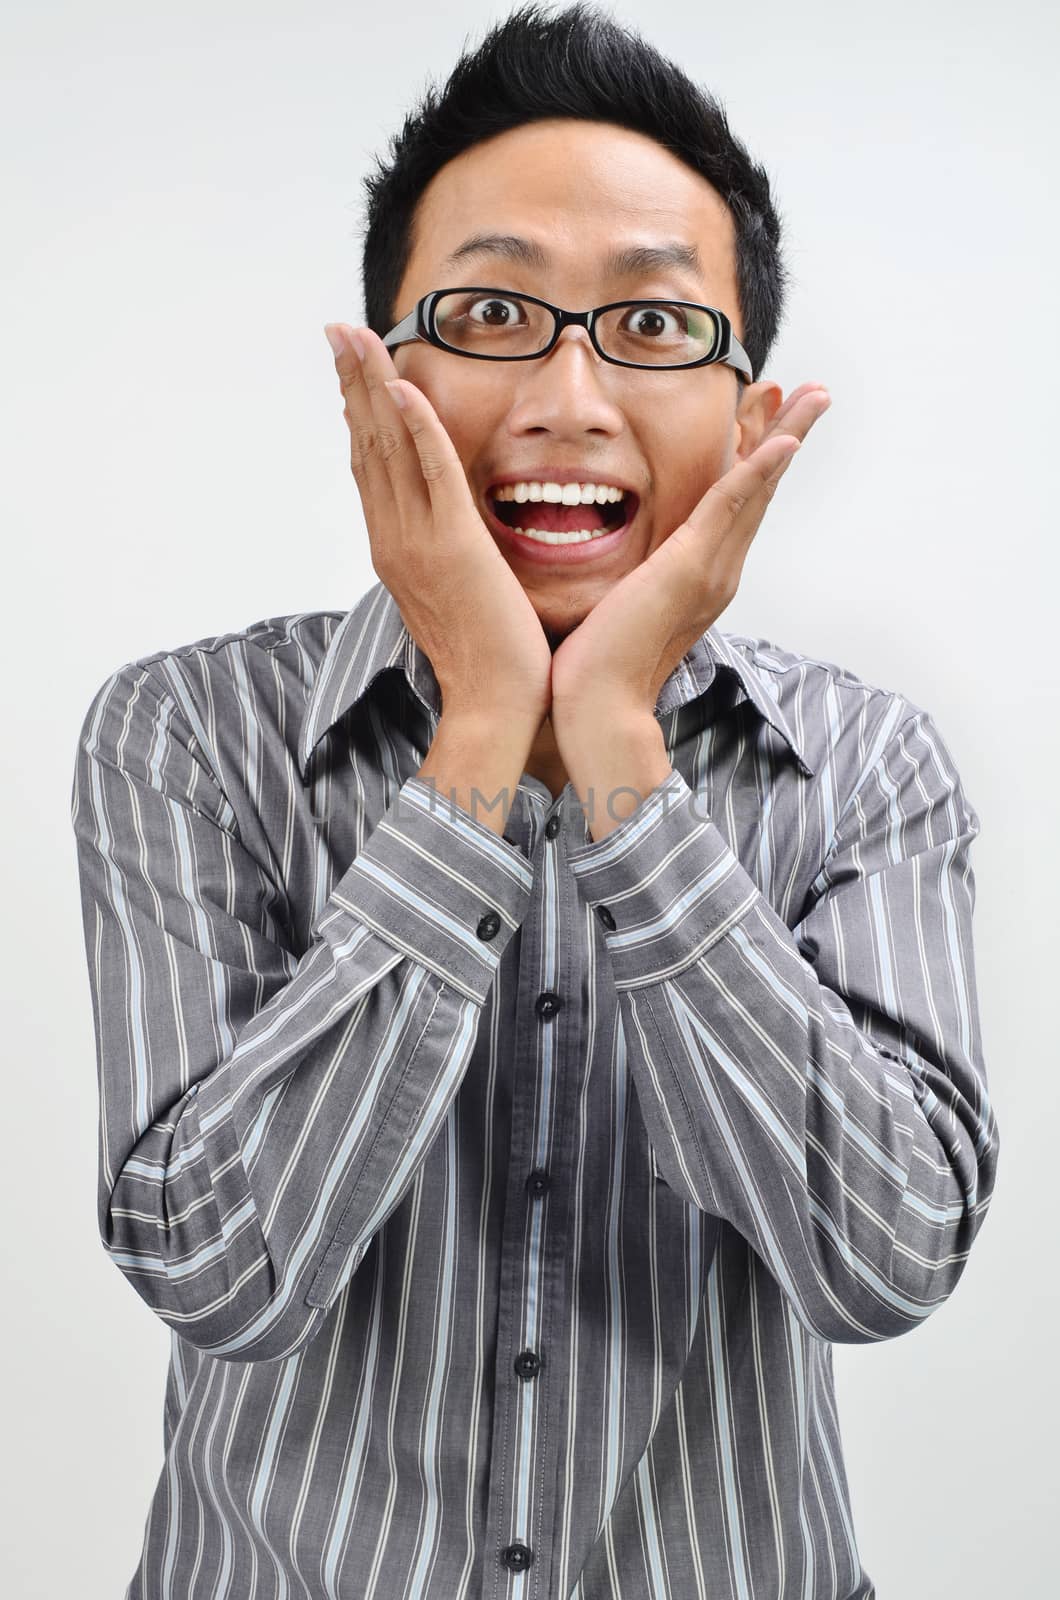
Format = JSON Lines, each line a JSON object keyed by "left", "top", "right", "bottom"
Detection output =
{"left": 545, "top": 813, "right": 561, "bottom": 840}
{"left": 501, "top": 1543, "right": 533, "bottom": 1572}
{"left": 534, "top": 990, "right": 563, "bottom": 1019}
{"left": 596, "top": 904, "right": 616, "bottom": 930}
{"left": 476, "top": 910, "right": 501, "bottom": 941}
{"left": 525, "top": 1169, "right": 550, "bottom": 1198}
{"left": 514, "top": 1348, "right": 542, "bottom": 1380}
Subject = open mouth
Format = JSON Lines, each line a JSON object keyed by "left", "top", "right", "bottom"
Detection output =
{"left": 488, "top": 491, "right": 631, "bottom": 539}
{"left": 482, "top": 483, "right": 640, "bottom": 562}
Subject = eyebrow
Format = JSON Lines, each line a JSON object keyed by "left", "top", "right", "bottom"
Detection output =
{"left": 439, "top": 231, "right": 706, "bottom": 286}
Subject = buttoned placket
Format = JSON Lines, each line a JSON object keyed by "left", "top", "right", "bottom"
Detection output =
{"left": 484, "top": 782, "right": 583, "bottom": 1595}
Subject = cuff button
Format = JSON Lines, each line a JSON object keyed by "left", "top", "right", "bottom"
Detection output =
{"left": 596, "top": 904, "right": 616, "bottom": 930}
{"left": 476, "top": 910, "right": 501, "bottom": 941}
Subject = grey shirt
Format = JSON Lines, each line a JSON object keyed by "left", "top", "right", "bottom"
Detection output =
{"left": 70, "top": 580, "right": 999, "bottom": 1600}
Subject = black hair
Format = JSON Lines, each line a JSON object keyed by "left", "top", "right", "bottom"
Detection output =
{"left": 360, "top": 0, "right": 792, "bottom": 390}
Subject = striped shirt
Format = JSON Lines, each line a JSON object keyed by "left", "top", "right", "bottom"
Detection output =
{"left": 70, "top": 579, "right": 999, "bottom": 1600}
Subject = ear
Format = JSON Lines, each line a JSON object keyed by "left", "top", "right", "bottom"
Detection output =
{"left": 733, "top": 379, "right": 785, "bottom": 460}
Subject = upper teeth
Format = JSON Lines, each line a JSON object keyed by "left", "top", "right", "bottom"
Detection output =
{"left": 493, "top": 481, "right": 626, "bottom": 505}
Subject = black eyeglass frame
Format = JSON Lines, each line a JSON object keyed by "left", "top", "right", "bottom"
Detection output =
{"left": 381, "top": 286, "right": 754, "bottom": 379}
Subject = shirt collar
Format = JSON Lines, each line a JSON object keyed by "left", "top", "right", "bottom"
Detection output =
{"left": 297, "top": 582, "right": 816, "bottom": 782}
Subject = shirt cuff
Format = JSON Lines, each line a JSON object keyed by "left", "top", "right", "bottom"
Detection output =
{"left": 321, "top": 774, "right": 534, "bottom": 1005}
{"left": 566, "top": 767, "right": 759, "bottom": 990}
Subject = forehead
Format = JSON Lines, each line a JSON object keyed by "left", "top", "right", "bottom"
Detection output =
{"left": 401, "top": 119, "right": 737, "bottom": 304}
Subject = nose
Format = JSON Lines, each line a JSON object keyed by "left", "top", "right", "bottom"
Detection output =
{"left": 505, "top": 324, "right": 625, "bottom": 438}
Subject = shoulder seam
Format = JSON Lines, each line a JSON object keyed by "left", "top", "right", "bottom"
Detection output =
{"left": 76, "top": 659, "right": 252, "bottom": 854}
{"left": 723, "top": 633, "right": 926, "bottom": 721}
{"left": 126, "top": 610, "right": 344, "bottom": 672}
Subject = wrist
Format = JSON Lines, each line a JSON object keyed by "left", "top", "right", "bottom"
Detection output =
{"left": 552, "top": 697, "right": 657, "bottom": 748}
{"left": 551, "top": 704, "right": 672, "bottom": 844}
{"left": 417, "top": 709, "right": 539, "bottom": 838}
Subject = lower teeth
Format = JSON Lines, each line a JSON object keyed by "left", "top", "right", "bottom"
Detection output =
{"left": 512, "top": 525, "right": 614, "bottom": 545}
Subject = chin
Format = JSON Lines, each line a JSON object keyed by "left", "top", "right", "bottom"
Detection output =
{"left": 531, "top": 578, "right": 616, "bottom": 648}
{"left": 540, "top": 609, "right": 594, "bottom": 648}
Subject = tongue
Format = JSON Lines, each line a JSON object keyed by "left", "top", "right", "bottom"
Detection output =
{"left": 507, "top": 500, "right": 614, "bottom": 532}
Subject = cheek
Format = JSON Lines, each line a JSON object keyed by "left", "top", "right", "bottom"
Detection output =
{"left": 407, "top": 366, "right": 503, "bottom": 459}
{"left": 646, "top": 433, "right": 730, "bottom": 536}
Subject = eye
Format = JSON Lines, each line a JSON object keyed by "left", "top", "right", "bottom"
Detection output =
{"left": 464, "top": 295, "right": 528, "bottom": 326}
{"left": 433, "top": 291, "right": 546, "bottom": 355}
{"left": 621, "top": 303, "right": 689, "bottom": 338}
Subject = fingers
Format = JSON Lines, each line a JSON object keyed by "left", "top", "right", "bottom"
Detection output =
{"left": 703, "top": 435, "right": 800, "bottom": 529}
{"left": 326, "top": 322, "right": 487, "bottom": 565}
{"left": 685, "top": 387, "right": 831, "bottom": 551}
{"left": 740, "top": 387, "right": 831, "bottom": 492}
{"left": 325, "top": 324, "right": 390, "bottom": 508}
{"left": 355, "top": 332, "right": 485, "bottom": 547}
{"left": 381, "top": 377, "right": 477, "bottom": 537}
{"left": 769, "top": 381, "right": 831, "bottom": 431}
{"left": 757, "top": 387, "right": 831, "bottom": 488}
{"left": 325, "top": 323, "right": 430, "bottom": 533}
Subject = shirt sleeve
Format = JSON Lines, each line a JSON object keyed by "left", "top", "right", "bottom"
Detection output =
{"left": 566, "top": 705, "right": 1000, "bottom": 1345}
{"left": 71, "top": 660, "right": 533, "bottom": 1362}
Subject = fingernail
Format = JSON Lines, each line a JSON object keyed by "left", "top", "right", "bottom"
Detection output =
{"left": 350, "top": 331, "right": 366, "bottom": 362}
{"left": 324, "top": 324, "right": 345, "bottom": 357}
{"left": 384, "top": 380, "right": 408, "bottom": 410}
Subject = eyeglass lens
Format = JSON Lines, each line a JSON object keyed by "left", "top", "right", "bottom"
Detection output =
{"left": 431, "top": 290, "right": 718, "bottom": 366}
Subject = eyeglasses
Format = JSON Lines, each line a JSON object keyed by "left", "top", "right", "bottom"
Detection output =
{"left": 381, "top": 286, "right": 753, "bottom": 378}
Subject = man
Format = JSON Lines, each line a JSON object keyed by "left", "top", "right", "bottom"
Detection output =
{"left": 71, "top": 5, "right": 999, "bottom": 1597}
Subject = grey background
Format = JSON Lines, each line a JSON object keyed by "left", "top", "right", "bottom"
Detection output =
{"left": 2, "top": 0, "right": 1054, "bottom": 1593}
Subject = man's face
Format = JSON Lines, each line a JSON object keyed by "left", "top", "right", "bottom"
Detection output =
{"left": 390, "top": 118, "right": 780, "bottom": 648}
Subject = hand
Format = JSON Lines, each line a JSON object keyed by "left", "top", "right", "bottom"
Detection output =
{"left": 548, "top": 384, "right": 832, "bottom": 725}
{"left": 324, "top": 322, "right": 554, "bottom": 731}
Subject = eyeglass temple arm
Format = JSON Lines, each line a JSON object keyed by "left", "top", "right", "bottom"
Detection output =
{"left": 726, "top": 331, "right": 753, "bottom": 382}
{"left": 381, "top": 307, "right": 421, "bottom": 351}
